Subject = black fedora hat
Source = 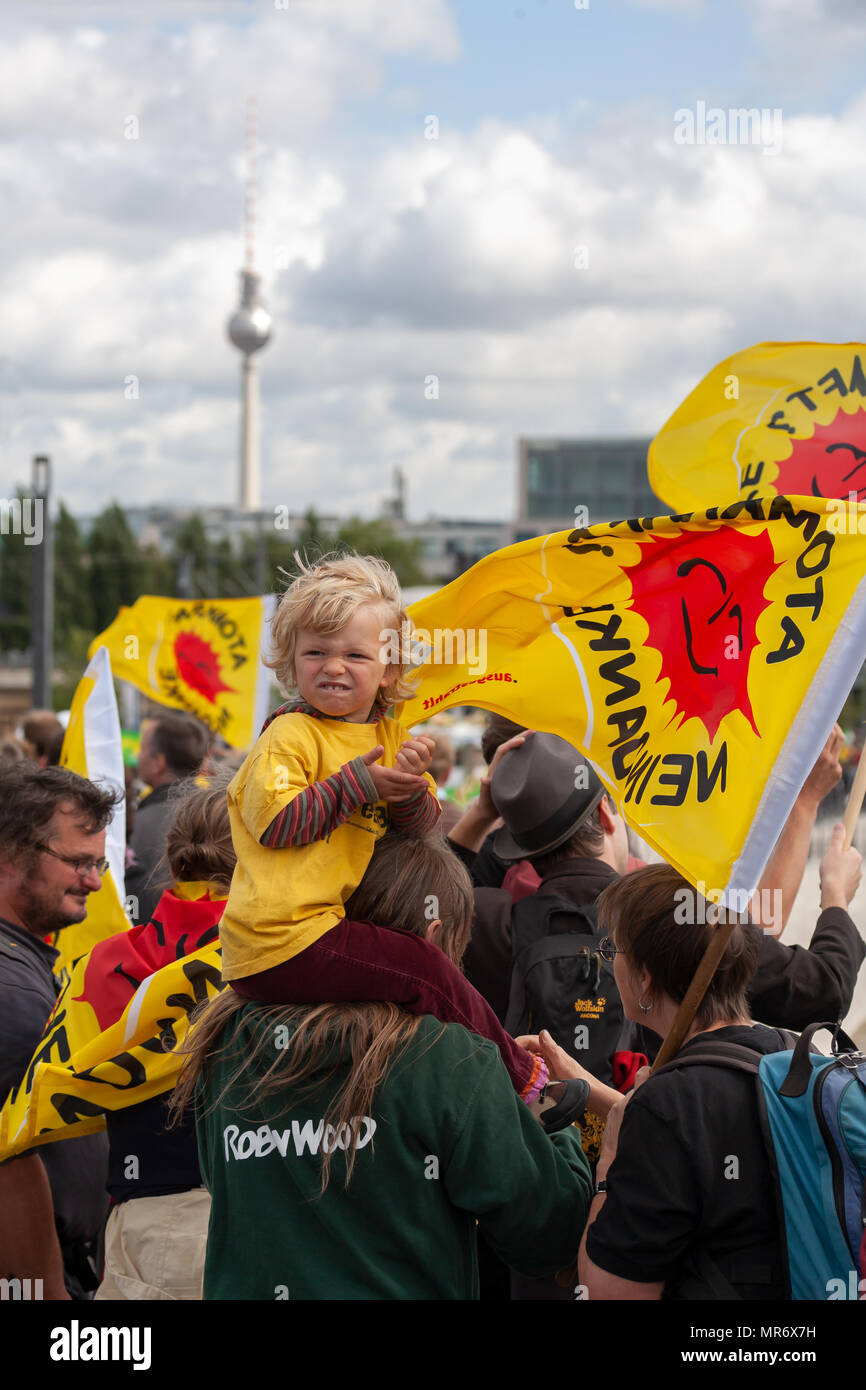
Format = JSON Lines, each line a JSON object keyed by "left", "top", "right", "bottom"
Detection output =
{"left": 490, "top": 732, "right": 606, "bottom": 862}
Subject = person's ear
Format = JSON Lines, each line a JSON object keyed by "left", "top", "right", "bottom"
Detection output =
{"left": 636, "top": 965, "right": 653, "bottom": 1002}
{"left": 598, "top": 795, "right": 617, "bottom": 835}
{"left": 425, "top": 918, "right": 443, "bottom": 949}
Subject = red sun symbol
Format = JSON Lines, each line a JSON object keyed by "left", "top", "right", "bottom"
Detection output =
{"left": 624, "top": 526, "right": 779, "bottom": 743}
{"left": 772, "top": 408, "right": 866, "bottom": 500}
{"left": 173, "top": 630, "right": 235, "bottom": 704}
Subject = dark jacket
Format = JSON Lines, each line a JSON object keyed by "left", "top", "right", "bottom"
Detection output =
{"left": 457, "top": 841, "right": 865, "bottom": 1037}
{"left": 125, "top": 783, "right": 176, "bottom": 925}
{"left": 463, "top": 855, "right": 619, "bottom": 1023}
{"left": 0, "top": 917, "right": 109, "bottom": 1297}
{"left": 749, "top": 907, "right": 865, "bottom": 1031}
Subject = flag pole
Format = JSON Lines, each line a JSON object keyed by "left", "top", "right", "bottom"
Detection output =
{"left": 841, "top": 751, "right": 866, "bottom": 849}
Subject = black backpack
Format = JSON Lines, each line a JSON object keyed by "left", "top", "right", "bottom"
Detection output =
{"left": 503, "top": 893, "right": 623, "bottom": 1087}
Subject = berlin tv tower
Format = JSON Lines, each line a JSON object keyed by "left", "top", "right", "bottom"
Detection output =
{"left": 227, "top": 96, "right": 272, "bottom": 513}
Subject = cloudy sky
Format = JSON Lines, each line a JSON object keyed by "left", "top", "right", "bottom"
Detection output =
{"left": 2, "top": 0, "right": 866, "bottom": 523}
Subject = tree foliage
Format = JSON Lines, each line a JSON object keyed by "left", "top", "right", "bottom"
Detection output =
{"left": 0, "top": 498, "right": 424, "bottom": 708}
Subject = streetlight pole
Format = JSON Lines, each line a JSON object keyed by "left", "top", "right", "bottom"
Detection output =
{"left": 31, "top": 454, "right": 53, "bottom": 708}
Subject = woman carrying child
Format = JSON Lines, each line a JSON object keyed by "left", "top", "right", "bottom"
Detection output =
{"left": 219, "top": 552, "right": 588, "bottom": 1129}
{"left": 176, "top": 832, "right": 593, "bottom": 1299}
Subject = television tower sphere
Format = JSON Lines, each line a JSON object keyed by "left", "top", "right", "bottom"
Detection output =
{"left": 227, "top": 269, "right": 271, "bottom": 355}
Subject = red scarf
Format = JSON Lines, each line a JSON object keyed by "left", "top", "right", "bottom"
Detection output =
{"left": 78, "top": 883, "right": 226, "bottom": 1031}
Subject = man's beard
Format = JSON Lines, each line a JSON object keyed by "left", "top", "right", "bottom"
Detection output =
{"left": 16, "top": 878, "right": 84, "bottom": 937}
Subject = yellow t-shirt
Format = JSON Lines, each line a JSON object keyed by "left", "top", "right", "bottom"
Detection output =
{"left": 220, "top": 710, "right": 431, "bottom": 980}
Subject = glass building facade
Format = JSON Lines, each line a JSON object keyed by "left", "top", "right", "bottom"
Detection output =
{"left": 515, "top": 437, "right": 667, "bottom": 541}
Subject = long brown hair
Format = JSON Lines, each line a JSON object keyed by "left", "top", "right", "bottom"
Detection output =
{"left": 172, "top": 831, "right": 472, "bottom": 1190}
{"left": 344, "top": 830, "right": 474, "bottom": 965}
{"left": 171, "top": 991, "right": 429, "bottom": 1191}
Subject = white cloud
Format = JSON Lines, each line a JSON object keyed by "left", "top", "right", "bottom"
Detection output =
{"left": 1, "top": 2, "right": 866, "bottom": 527}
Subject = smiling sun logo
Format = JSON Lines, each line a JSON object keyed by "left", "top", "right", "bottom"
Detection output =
{"left": 624, "top": 526, "right": 779, "bottom": 742}
{"left": 772, "top": 405, "right": 866, "bottom": 500}
{"left": 173, "top": 630, "right": 235, "bottom": 704}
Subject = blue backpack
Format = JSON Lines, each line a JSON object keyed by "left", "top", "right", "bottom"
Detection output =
{"left": 658, "top": 1021, "right": 866, "bottom": 1300}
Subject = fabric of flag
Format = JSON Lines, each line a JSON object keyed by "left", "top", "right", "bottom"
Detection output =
{"left": 49, "top": 646, "right": 129, "bottom": 981}
{"left": 398, "top": 498, "right": 866, "bottom": 906}
{"left": 649, "top": 342, "right": 866, "bottom": 513}
{"left": 0, "top": 885, "right": 225, "bottom": 1159}
{"left": 88, "top": 594, "right": 277, "bottom": 750}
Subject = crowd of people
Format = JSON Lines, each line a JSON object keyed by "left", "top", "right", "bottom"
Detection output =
{"left": 0, "top": 552, "right": 864, "bottom": 1302}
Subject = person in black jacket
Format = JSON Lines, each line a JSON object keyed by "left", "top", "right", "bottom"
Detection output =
{"left": 745, "top": 724, "right": 864, "bottom": 1030}
{"left": 126, "top": 714, "right": 208, "bottom": 926}
{"left": 450, "top": 723, "right": 865, "bottom": 1042}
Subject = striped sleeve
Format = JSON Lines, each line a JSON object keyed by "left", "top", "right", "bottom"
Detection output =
{"left": 389, "top": 784, "right": 442, "bottom": 838}
{"left": 260, "top": 756, "right": 378, "bottom": 848}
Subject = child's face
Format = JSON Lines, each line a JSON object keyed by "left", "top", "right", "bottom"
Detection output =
{"left": 294, "top": 603, "right": 395, "bottom": 723}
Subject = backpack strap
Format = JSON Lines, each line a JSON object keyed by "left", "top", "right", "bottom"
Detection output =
{"left": 653, "top": 1031, "right": 795, "bottom": 1300}
{"left": 654, "top": 1040, "right": 762, "bottom": 1078}
{"left": 778, "top": 1020, "right": 858, "bottom": 1098}
{"left": 653, "top": 1029, "right": 799, "bottom": 1080}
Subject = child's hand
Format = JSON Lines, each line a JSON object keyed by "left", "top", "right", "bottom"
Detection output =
{"left": 361, "top": 745, "right": 428, "bottom": 804}
{"left": 394, "top": 735, "right": 435, "bottom": 777}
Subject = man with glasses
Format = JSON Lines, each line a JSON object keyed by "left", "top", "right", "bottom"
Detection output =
{"left": 0, "top": 764, "right": 121, "bottom": 1299}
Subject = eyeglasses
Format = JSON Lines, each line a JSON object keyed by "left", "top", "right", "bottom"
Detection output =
{"left": 33, "top": 844, "right": 110, "bottom": 878}
{"left": 597, "top": 937, "right": 623, "bottom": 963}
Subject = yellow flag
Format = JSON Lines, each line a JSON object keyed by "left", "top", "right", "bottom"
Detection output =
{"left": 0, "top": 936, "right": 223, "bottom": 1159}
{"left": 398, "top": 499, "right": 866, "bottom": 904}
{"left": 88, "top": 594, "right": 277, "bottom": 749}
{"left": 649, "top": 342, "right": 866, "bottom": 513}
{"left": 51, "top": 646, "right": 129, "bottom": 980}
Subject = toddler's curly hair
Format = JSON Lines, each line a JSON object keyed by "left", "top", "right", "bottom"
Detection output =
{"left": 266, "top": 551, "right": 419, "bottom": 705}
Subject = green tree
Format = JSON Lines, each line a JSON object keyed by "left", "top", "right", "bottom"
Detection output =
{"left": 294, "top": 507, "right": 332, "bottom": 563}
{"left": 87, "top": 503, "right": 149, "bottom": 632}
{"left": 171, "top": 514, "right": 213, "bottom": 597}
{"left": 264, "top": 508, "right": 425, "bottom": 587}
{"left": 335, "top": 516, "right": 425, "bottom": 586}
{"left": 54, "top": 502, "right": 93, "bottom": 642}
{"left": 0, "top": 488, "right": 32, "bottom": 653}
{"left": 141, "top": 541, "right": 175, "bottom": 597}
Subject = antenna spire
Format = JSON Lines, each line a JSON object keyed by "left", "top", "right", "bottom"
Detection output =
{"left": 244, "top": 94, "right": 257, "bottom": 273}
{"left": 227, "top": 96, "right": 272, "bottom": 514}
